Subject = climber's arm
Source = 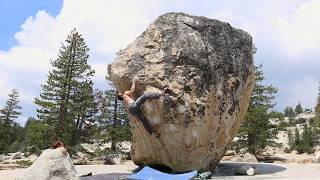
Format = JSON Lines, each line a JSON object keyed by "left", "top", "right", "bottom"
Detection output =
{"left": 125, "top": 77, "right": 138, "bottom": 96}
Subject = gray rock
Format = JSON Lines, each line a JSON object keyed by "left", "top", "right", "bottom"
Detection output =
{"left": 314, "top": 151, "right": 320, "bottom": 163}
{"left": 11, "top": 152, "right": 23, "bottom": 160}
{"left": 16, "top": 147, "right": 79, "bottom": 180}
{"left": 105, "top": 154, "right": 122, "bottom": 165}
{"left": 0, "top": 155, "right": 10, "bottom": 162}
{"left": 243, "top": 153, "right": 258, "bottom": 162}
{"left": 109, "top": 12, "right": 255, "bottom": 172}
{"left": 235, "top": 164, "right": 256, "bottom": 176}
{"left": 198, "top": 171, "right": 212, "bottom": 179}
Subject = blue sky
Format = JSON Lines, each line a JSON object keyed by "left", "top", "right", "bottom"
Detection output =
{"left": 0, "top": 0, "right": 62, "bottom": 50}
{"left": 0, "top": 0, "right": 319, "bottom": 125}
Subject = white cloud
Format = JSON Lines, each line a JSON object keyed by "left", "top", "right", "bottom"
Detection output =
{"left": 0, "top": 72, "right": 12, "bottom": 100}
{"left": 275, "top": 0, "right": 320, "bottom": 58}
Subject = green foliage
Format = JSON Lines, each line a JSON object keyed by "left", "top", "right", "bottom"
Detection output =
{"left": 34, "top": 29, "right": 96, "bottom": 152}
{"left": 295, "top": 102, "right": 303, "bottom": 115}
{"left": 289, "top": 125, "right": 315, "bottom": 154}
{"left": 0, "top": 89, "right": 24, "bottom": 154}
{"left": 287, "top": 129, "right": 295, "bottom": 150}
{"left": 0, "top": 89, "right": 22, "bottom": 124}
{"left": 309, "top": 116, "right": 320, "bottom": 145}
{"left": 96, "top": 80, "right": 132, "bottom": 152}
{"left": 315, "top": 84, "right": 320, "bottom": 116}
{"left": 25, "top": 120, "right": 52, "bottom": 155}
{"left": 284, "top": 106, "right": 295, "bottom": 117}
{"left": 16, "top": 160, "right": 33, "bottom": 168}
{"left": 234, "top": 64, "right": 279, "bottom": 155}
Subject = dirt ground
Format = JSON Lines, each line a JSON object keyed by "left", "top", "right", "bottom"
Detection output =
{"left": 1, "top": 160, "right": 320, "bottom": 180}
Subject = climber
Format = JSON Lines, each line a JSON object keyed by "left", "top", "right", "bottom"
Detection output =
{"left": 117, "top": 77, "right": 169, "bottom": 136}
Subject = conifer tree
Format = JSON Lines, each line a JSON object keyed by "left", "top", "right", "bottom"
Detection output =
{"left": 0, "top": 89, "right": 22, "bottom": 124}
{"left": 294, "top": 127, "right": 300, "bottom": 150}
{"left": 315, "top": 84, "right": 320, "bottom": 116}
{"left": 235, "top": 65, "right": 278, "bottom": 155}
{"left": 287, "top": 129, "right": 295, "bottom": 150}
{"left": 34, "top": 29, "right": 95, "bottom": 146}
{"left": 295, "top": 102, "right": 303, "bottom": 115}
{"left": 284, "top": 106, "right": 295, "bottom": 117}
{"left": 0, "top": 89, "right": 22, "bottom": 153}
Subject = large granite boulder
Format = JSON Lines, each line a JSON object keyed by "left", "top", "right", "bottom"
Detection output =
{"left": 108, "top": 12, "right": 255, "bottom": 172}
{"left": 16, "top": 147, "right": 79, "bottom": 180}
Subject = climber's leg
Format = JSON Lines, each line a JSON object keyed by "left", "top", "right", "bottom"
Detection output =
{"left": 128, "top": 93, "right": 162, "bottom": 135}
{"left": 134, "top": 93, "right": 162, "bottom": 109}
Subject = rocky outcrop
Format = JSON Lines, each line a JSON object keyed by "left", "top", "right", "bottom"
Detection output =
{"left": 16, "top": 148, "right": 79, "bottom": 180}
{"left": 108, "top": 12, "right": 255, "bottom": 172}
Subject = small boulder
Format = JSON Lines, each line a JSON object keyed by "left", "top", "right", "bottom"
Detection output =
{"left": 235, "top": 164, "right": 256, "bottom": 176}
{"left": 243, "top": 153, "right": 258, "bottom": 162}
{"left": 105, "top": 154, "right": 122, "bottom": 165}
{"left": 11, "top": 152, "right": 23, "bottom": 160}
{"left": 291, "top": 150, "right": 298, "bottom": 155}
{"left": 198, "top": 171, "right": 212, "bottom": 179}
{"left": 314, "top": 151, "right": 320, "bottom": 163}
{"left": 225, "top": 150, "right": 236, "bottom": 156}
{"left": 16, "top": 147, "right": 79, "bottom": 180}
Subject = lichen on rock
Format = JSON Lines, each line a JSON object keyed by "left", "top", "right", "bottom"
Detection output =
{"left": 108, "top": 12, "right": 255, "bottom": 172}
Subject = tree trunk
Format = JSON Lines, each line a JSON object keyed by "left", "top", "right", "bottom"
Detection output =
{"left": 111, "top": 93, "right": 118, "bottom": 151}
{"left": 71, "top": 115, "right": 81, "bottom": 145}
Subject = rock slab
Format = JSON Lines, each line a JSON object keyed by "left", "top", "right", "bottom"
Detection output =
{"left": 16, "top": 147, "right": 79, "bottom": 180}
{"left": 109, "top": 12, "right": 255, "bottom": 172}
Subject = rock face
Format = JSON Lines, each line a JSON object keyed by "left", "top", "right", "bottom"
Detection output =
{"left": 108, "top": 12, "right": 254, "bottom": 172}
{"left": 16, "top": 148, "right": 79, "bottom": 180}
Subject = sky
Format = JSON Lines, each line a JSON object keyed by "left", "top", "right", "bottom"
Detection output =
{"left": 0, "top": 0, "right": 319, "bottom": 125}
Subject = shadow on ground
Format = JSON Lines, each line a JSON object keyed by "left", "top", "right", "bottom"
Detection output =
{"left": 213, "top": 162, "right": 286, "bottom": 176}
{"left": 80, "top": 173, "right": 130, "bottom": 180}
{"left": 80, "top": 162, "right": 286, "bottom": 179}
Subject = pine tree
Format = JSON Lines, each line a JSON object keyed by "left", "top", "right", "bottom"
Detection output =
{"left": 96, "top": 80, "right": 132, "bottom": 152}
{"left": 70, "top": 81, "right": 99, "bottom": 146}
{"left": 315, "top": 84, "right": 320, "bottom": 116}
{"left": 34, "top": 29, "right": 95, "bottom": 146}
{"left": 0, "top": 89, "right": 22, "bottom": 153}
{"left": 287, "top": 129, "right": 295, "bottom": 150}
{"left": 284, "top": 106, "right": 295, "bottom": 117}
{"left": 0, "top": 89, "right": 22, "bottom": 124}
{"left": 294, "top": 124, "right": 315, "bottom": 154}
{"left": 295, "top": 102, "right": 303, "bottom": 115}
{"left": 234, "top": 65, "right": 278, "bottom": 155}
{"left": 293, "top": 127, "right": 300, "bottom": 150}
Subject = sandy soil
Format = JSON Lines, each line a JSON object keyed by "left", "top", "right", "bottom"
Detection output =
{"left": 1, "top": 161, "right": 320, "bottom": 180}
